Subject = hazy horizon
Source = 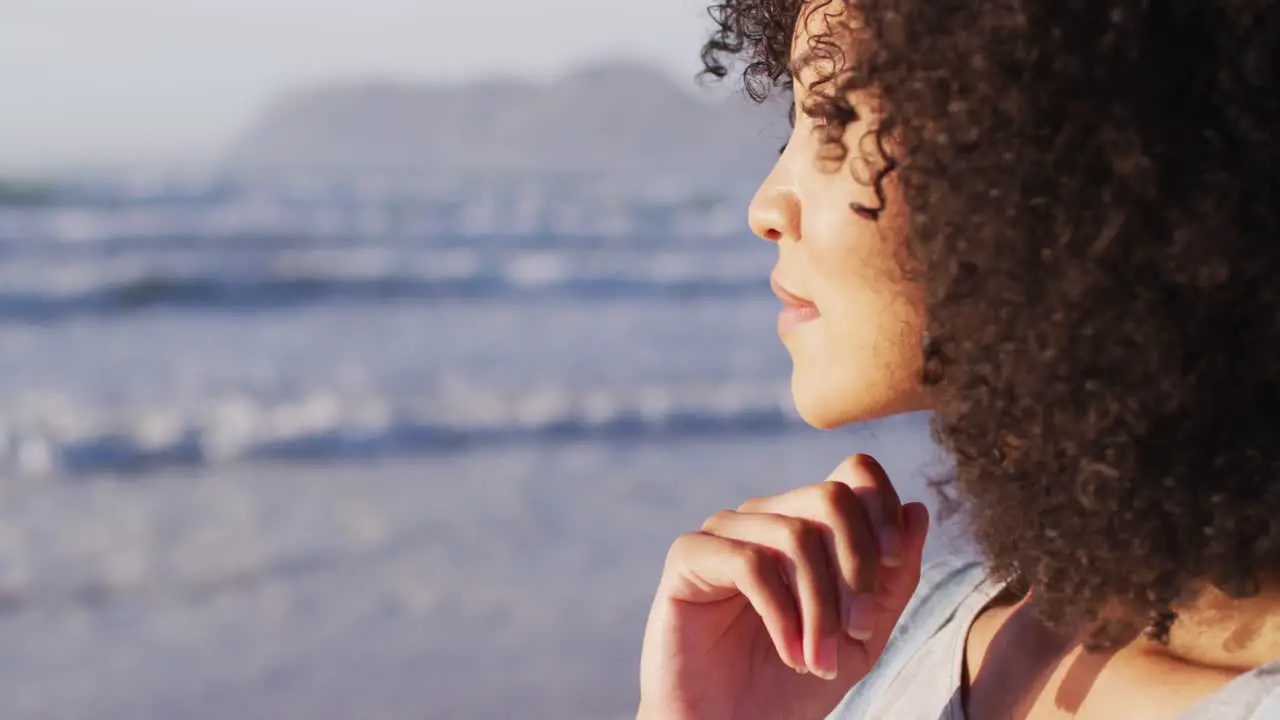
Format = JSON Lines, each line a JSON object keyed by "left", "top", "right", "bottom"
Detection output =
{"left": 2, "top": 0, "right": 717, "bottom": 173}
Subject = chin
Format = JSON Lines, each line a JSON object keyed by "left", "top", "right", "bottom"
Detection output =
{"left": 790, "top": 369, "right": 930, "bottom": 430}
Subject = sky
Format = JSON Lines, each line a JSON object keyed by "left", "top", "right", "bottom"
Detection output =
{"left": 0, "top": 0, "right": 715, "bottom": 171}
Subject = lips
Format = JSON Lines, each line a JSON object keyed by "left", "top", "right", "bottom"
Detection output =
{"left": 771, "top": 272, "right": 820, "bottom": 336}
{"left": 771, "top": 274, "right": 816, "bottom": 310}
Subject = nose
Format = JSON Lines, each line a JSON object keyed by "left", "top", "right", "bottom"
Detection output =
{"left": 748, "top": 176, "right": 800, "bottom": 244}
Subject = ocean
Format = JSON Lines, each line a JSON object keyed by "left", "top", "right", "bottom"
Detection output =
{"left": 0, "top": 171, "right": 950, "bottom": 719}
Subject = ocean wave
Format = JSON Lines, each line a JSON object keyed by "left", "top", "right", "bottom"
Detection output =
{"left": 0, "top": 384, "right": 801, "bottom": 477}
{"left": 0, "top": 173, "right": 752, "bottom": 247}
{"left": 0, "top": 268, "right": 769, "bottom": 322}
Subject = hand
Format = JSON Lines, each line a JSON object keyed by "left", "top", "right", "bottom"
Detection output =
{"left": 637, "top": 454, "right": 930, "bottom": 720}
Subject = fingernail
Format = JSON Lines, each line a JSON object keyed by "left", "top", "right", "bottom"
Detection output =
{"left": 845, "top": 594, "right": 875, "bottom": 641}
{"left": 796, "top": 665, "right": 809, "bottom": 675}
{"left": 880, "top": 526, "right": 903, "bottom": 567}
{"left": 814, "top": 636, "right": 838, "bottom": 680}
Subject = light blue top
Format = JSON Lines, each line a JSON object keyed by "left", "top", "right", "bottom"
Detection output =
{"left": 827, "top": 556, "right": 1280, "bottom": 719}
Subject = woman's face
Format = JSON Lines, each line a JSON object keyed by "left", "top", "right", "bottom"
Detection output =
{"left": 749, "top": 6, "right": 930, "bottom": 429}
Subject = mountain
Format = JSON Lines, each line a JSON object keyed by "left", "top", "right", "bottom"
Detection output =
{"left": 0, "top": 178, "right": 55, "bottom": 206}
{"left": 221, "top": 61, "right": 790, "bottom": 174}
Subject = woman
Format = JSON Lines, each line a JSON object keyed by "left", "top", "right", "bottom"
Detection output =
{"left": 637, "top": 0, "right": 1280, "bottom": 718}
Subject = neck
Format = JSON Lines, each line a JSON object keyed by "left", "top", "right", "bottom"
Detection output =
{"left": 993, "top": 579, "right": 1280, "bottom": 676}
{"left": 965, "top": 585, "right": 1278, "bottom": 719}
{"left": 1007, "top": 582, "right": 1280, "bottom": 672}
{"left": 1154, "top": 585, "right": 1280, "bottom": 672}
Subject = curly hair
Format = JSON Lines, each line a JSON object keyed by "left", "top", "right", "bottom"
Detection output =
{"left": 702, "top": 0, "right": 1280, "bottom": 644}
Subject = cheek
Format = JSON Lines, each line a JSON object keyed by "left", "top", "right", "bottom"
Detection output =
{"left": 804, "top": 212, "right": 925, "bottom": 374}
{"left": 785, "top": 171, "right": 928, "bottom": 424}
{"left": 807, "top": 226, "right": 900, "bottom": 321}
{"left": 804, "top": 184, "right": 915, "bottom": 314}
{"left": 803, "top": 201, "right": 862, "bottom": 270}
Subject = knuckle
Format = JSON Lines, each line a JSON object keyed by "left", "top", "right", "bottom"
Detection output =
{"left": 700, "top": 509, "right": 735, "bottom": 532}
{"left": 776, "top": 515, "right": 822, "bottom": 554}
{"left": 731, "top": 543, "right": 773, "bottom": 577}
{"left": 665, "top": 532, "right": 700, "bottom": 563}
{"left": 848, "top": 452, "right": 875, "bottom": 471}
{"left": 816, "top": 478, "right": 855, "bottom": 509}
{"left": 845, "top": 452, "right": 879, "bottom": 477}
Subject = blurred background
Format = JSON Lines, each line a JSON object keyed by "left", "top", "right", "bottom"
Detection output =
{"left": 0, "top": 1, "right": 951, "bottom": 718}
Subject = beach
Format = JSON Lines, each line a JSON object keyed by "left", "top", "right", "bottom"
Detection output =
{"left": 0, "top": 172, "right": 954, "bottom": 718}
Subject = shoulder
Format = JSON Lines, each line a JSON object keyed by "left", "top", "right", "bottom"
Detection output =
{"left": 1187, "top": 664, "right": 1280, "bottom": 719}
{"left": 906, "top": 555, "right": 990, "bottom": 618}
{"left": 825, "top": 554, "right": 993, "bottom": 719}
{"left": 892, "top": 554, "right": 992, "bottom": 646}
